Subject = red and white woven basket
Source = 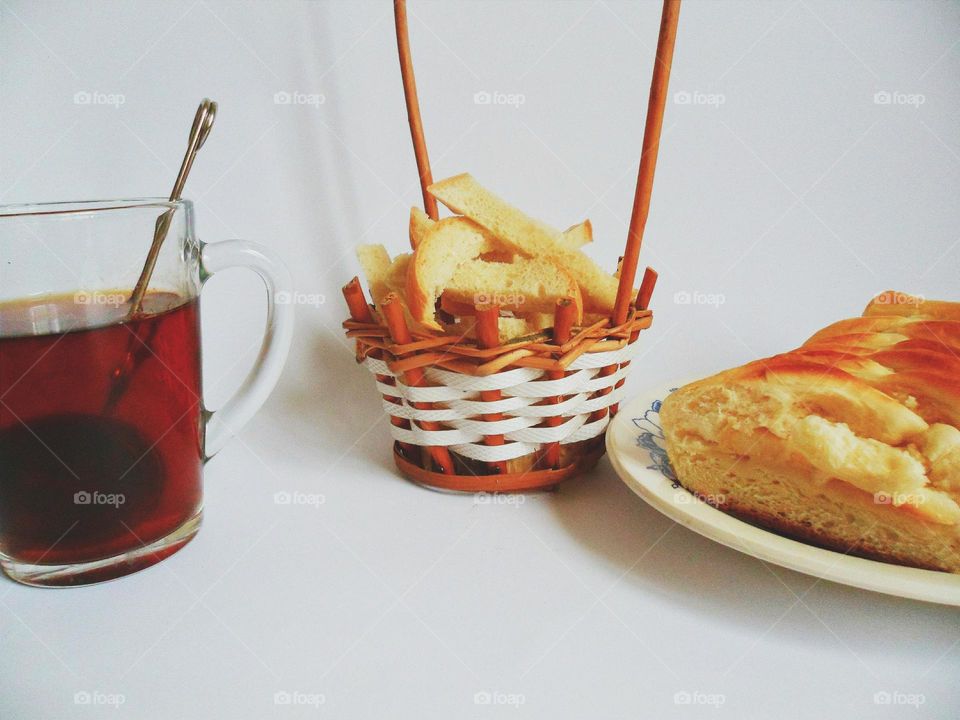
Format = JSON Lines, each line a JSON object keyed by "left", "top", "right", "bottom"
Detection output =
{"left": 342, "top": 293, "right": 653, "bottom": 492}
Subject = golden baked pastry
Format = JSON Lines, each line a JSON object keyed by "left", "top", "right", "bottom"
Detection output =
{"left": 660, "top": 292, "right": 960, "bottom": 572}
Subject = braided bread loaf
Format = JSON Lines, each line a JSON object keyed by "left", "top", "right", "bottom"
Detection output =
{"left": 660, "top": 291, "right": 960, "bottom": 572}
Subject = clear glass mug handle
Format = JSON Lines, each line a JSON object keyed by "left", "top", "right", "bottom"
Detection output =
{"left": 199, "top": 240, "right": 294, "bottom": 459}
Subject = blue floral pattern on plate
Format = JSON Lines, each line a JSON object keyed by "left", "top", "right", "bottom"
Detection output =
{"left": 632, "top": 389, "right": 679, "bottom": 486}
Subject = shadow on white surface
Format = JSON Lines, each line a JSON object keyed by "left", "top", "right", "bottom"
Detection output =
{"left": 547, "top": 458, "right": 960, "bottom": 650}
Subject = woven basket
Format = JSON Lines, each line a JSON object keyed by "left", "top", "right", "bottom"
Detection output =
{"left": 342, "top": 292, "right": 653, "bottom": 492}
{"left": 346, "top": 0, "right": 676, "bottom": 492}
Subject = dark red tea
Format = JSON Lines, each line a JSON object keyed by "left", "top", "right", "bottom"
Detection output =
{"left": 0, "top": 292, "right": 203, "bottom": 567}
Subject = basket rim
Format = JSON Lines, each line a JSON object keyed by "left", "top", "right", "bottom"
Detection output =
{"left": 345, "top": 307, "right": 652, "bottom": 377}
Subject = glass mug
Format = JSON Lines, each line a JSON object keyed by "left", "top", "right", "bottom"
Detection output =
{"left": 0, "top": 199, "right": 293, "bottom": 586}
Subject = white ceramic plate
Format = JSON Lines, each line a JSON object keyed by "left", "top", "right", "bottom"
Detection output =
{"left": 606, "top": 380, "right": 960, "bottom": 607}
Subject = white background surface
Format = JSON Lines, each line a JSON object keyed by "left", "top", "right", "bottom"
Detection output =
{"left": 1, "top": 0, "right": 959, "bottom": 717}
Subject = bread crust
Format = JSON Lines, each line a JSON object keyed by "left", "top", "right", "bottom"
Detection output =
{"left": 666, "top": 447, "right": 960, "bottom": 573}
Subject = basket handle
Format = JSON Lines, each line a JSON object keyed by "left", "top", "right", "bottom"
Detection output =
{"left": 613, "top": 0, "right": 681, "bottom": 324}
{"left": 394, "top": 0, "right": 438, "bottom": 223}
